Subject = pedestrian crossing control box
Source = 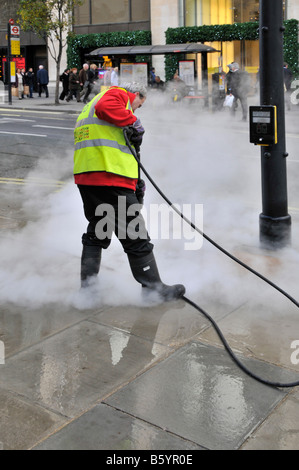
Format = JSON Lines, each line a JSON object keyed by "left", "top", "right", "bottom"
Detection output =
{"left": 249, "top": 105, "right": 277, "bottom": 146}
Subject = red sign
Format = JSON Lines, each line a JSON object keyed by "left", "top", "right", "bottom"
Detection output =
{"left": 11, "top": 25, "right": 20, "bottom": 36}
{"left": 8, "top": 19, "right": 14, "bottom": 25}
{"left": 2, "top": 57, "right": 25, "bottom": 70}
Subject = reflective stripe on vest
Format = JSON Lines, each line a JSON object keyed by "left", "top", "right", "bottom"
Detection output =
{"left": 73, "top": 88, "right": 138, "bottom": 179}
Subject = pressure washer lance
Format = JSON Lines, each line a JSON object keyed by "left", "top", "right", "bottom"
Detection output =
{"left": 123, "top": 127, "right": 299, "bottom": 389}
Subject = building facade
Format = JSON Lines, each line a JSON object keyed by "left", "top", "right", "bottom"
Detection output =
{"left": 74, "top": 0, "right": 150, "bottom": 33}
{"left": 0, "top": 0, "right": 47, "bottom": 84}
{"left": 0, "top": 1, "right": 298, "bottom": 85}
{"left": 70, "top": 0, "right": 298, "bottom": 88}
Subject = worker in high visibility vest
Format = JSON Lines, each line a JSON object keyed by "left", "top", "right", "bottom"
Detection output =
{"left": 74, "top": 82, "right": 185, "bottom": 302}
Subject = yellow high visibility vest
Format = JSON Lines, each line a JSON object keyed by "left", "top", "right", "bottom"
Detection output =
{"left": 73, "top": 88, "right": 138, "bottom": 179}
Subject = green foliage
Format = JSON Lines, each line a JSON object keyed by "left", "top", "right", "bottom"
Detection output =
{"left": 18, "top": 0, "right": 85, "bottom": 41}
{"left": 283, "top": 19, "right": 299, "bottom": 77}
{"left": 18, "top": 0, "right": 86, "bottom": 104}
{"left": 18, "top": 0, "right": 50, "bottom": 40}
{"left": 66, "top": 20, "right": 298, "bottom": 80}
{"left": 67, "top": 30, "right": 152, "bottom": 69}
{"left": 165, "top": 20, "right": 299, "bottom": 80}
{"left": 165, "top": 22, "right": 259, "bottom": 44}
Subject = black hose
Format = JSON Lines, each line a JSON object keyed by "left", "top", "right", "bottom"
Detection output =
{"left": 182, "top": 296, "right": 299, "bottom": 388}
{"left": 124, "top": 129, "right": 299, "bottom": 388}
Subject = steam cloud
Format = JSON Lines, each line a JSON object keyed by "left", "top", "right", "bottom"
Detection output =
{"left": 0, "top": 90, "right": 298, "bottom": 312}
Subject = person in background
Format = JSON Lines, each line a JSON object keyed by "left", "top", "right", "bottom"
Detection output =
{"left": 37, "top": 65, "right": 49, "bottom": 98}
{"left": 79, "top": 63, "right": 89, "bottom": 99}
{"left": 21, "top": 68, "right": 28, "bottom": 97}
{"left": 153, "top": 76, "right": 165, "bottom": 91}
{"left": 284, "top": 62, "right": 293, "bottom": 111}
{"left": 59, "top": 69, "right": 70, "bottom": 100}
{"left": 79, "top": 63, "right": 89, "bottom": 89}
{"left": 166, "top": 71, "right": 188, "bottom": 102}
{"left": 226, "top": 62, "right": 249, "bottom": 121}
{"left": 82, "top": 63, "right": 97, "bottom": 103}
{"left": 148, "top": 67, "right": 156, "bottom": 87}
{"left": 110, "top": 67, "right": 119, "bottom": 86}
{"left": 66, "top": 67, "right": 81, "bottom": 102}
{"left": 25, "top": 68, "right": 35, "bottom": 98}
{"left": 15, "top": 68, "right": 24, "bottom": 100}
{"left": 103, "top": 66, "right": 112, "bottom": 86}
{"left": 73, "top": 83, "right": 185, "bottom": 302}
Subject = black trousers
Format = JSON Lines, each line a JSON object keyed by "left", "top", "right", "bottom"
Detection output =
{"left": 78, "top": 185, "right": 153, "bottom": 258}
{"left": 83, "top": 83, "right": 93, "bottom": 101}
{"left": 59, "top": 87, "right": 69, "bottom": 100}
{"left": 67, "top": 89, "right": 81, "bottom": 102}
{"left": 231, "top": 93, "right": 248, "bottom": 119}
{"left": 38, "top": 84, "right": 49, "bottom": 97}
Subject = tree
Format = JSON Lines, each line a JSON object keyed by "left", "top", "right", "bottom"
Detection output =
{"left": 17, "top": 0, "right": 85, "bottom": 104}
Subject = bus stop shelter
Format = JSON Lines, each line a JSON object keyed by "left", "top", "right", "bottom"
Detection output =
{"left": 86, "top": 43, "right": 218, "bottom": 56}
{"left": 86, "top": 43, "right": 219, "bottom": 105}
{"left": 86, "top": 43, "right": 218, "bottom": 82}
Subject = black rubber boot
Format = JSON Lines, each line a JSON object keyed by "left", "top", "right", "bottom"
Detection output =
{"left": 81, "top": 245, "right": 102, "bottom": 288}
{"left": 128, "top": 253, "right": 186, "bottom": 302}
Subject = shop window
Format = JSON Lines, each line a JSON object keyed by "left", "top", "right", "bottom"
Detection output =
{"left": 181, "top": 0, "right": 234, "bottom": 27}
{"left": 74, "top": 0, "right": 150, "bottom": 25}
{"left": 179, "top": 0, "right": 289, "bottom": 27}
{"left": 185, "top": 0, "right": 196, "bottom": 26}
{"left": 233, "top": 0, "right": 285, "bottom": 23}
{"left": 232, "top": 0, "right": 259, "bottom": 23}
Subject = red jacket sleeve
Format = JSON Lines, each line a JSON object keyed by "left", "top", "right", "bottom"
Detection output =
{"left": 94, "top": 88, "right": 137, "bottom": 127}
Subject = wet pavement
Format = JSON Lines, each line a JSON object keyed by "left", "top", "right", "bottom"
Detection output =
{"left": 0, "top": 89, "right": 299, "bottom": 451}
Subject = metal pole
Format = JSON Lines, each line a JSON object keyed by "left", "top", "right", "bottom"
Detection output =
{"left": 7, "top": 22, "right": 12, "bottom": 105}
{"left": 259, "top": 0, "right": 291, "bottom": 247}
{"left": 201, "top": 52, "right": 208, "bottom": 107}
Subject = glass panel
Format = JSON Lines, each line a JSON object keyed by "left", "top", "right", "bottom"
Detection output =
{"left": 244, "top": 40, "right": 259, "bottom": 71}
{"left": 232, "top": 0, "right": 241, "bottom": 22}
{"left": 91, "top": 0, "right": 129, "bottom": 24}
{"left": 245, "top": 0, "right": 259, "bottom": 22}
{"left": 185, "top": 0, "right": 196, "bottom": 26}
{"left": 200, "top": 0, "right": 210, "bottom": 25}
{"left": 232, "top": 0, "right": 259, "bottom": 23}
{"left": 197, "top": 0, "right": 233, "bottom": 26}
{"left": 131, "top": 0, "right": 150, "bottom": 22}
{"left": 219, "top": 0, "right": 233, "bottom": 24}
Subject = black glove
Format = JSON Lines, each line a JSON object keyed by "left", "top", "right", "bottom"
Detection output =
{"left": 130, "top": 118, "right": 145, "bottom": 152}
{"left": 135, "top": 179, "right": 146, "bottom": 205}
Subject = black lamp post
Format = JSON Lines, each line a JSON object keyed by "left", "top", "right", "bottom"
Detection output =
{"left": 259, "top": 0, "right": 291, "bottom": 247}
{"left": 7, "top": 20, "right": 12, "bottom": 105}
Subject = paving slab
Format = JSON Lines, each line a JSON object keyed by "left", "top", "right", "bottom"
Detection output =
{"left": 92, "top": 298, "right": 246, "bottom": 349}
{"left": 0, "top": 388, "right": 65, "bottom": 450}
{"left": 0, "top": 92, "right": 298, "bottom": 450}
{"left": 198, "top": 295, "right": 299, "bottom": 372}
{"left": 0, "top": 302, "right": 94, "bottom": 357}
{"left": 32, "top": 402, "right": 203, "bottom": 450}
{"left": 0, "top": 320, "right": 171, "bottom": 419}
{"left": 242, "top": 388, "right": 299, "bottom": 450}
{"left": 105, "top": 342, "right": 289, "bottom": 450}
